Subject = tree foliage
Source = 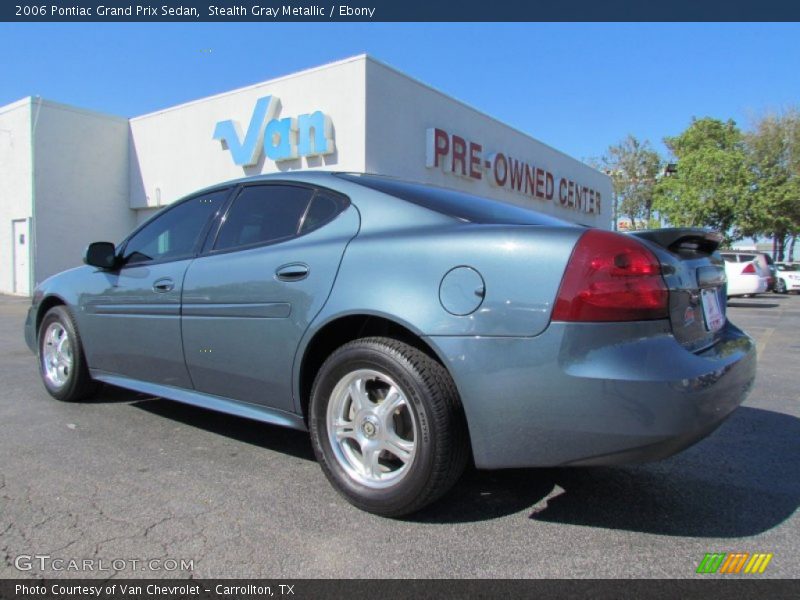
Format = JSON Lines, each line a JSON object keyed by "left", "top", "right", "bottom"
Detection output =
{"left": 653, "top": 118, "right": 750, "bottom": 241}
{"left": 601, "top": 135, "right": 663, "bottom": 229}
{"left": 743, "top": 109, "right": 800, "bottom": 259}
{"left": 600, "top": 111, "right": 800, "bottom": 256}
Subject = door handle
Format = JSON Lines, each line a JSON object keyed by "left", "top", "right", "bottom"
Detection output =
{"left": 275, "top": 263, "right": 309, "bottom": 282}
{"left": 152, "top": 278, "right": 174, "bottom": 293}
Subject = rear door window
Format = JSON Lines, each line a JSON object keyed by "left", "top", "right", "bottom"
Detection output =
{"left": 214, "top": 185, "right": 314, "bottom": 251}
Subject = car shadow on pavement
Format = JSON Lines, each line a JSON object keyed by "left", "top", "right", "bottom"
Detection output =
{"left": 110, "top": 385, "right": 797, "bottom": 536}
{"left": 727, "top": 301, "right": 781, "bottom": 309}
{"left": 129, "top": 396, "right": 316, "bottom": 461}
{"left": 412, "top": 407, "right": 800, "bottom": 537}
{"left": 88, "top": 384, "right": 153, "bottom": 403}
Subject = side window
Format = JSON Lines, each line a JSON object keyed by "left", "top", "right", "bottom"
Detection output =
{"left": 123, "top": 190, "right": 227, "bottom": 265}
{"left": 214, "top": 185, "right": 314, "bottom": 251}
{"left": 300, "top": 191, "right": 345, "bottom": 234}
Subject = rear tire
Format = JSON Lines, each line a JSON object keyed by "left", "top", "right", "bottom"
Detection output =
{"left": 775, "top": 279, "right": 787, "bottom": 294}
{"left": 38, "top": 306, "right": 99, "bottom": 402}
{"left": 309, "top": 337, "right": 468, "bottom": 517}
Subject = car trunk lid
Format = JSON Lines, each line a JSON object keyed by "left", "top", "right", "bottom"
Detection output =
{"left": 631, "top": 228, "right": 726, "bottom": 353}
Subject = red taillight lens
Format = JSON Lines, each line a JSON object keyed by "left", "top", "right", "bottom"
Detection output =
{"left": 741, "top": 262, "right": 756, "bottom": 274}
{"left": 552, "top": 229, "right": 669, "bottom": 322}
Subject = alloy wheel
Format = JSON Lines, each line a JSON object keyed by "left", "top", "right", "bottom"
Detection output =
{"left": 326, "top": 369, "right": 417, "bottom": 489}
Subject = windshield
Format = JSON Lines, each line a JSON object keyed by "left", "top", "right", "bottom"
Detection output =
{"left": 777, "top": 264, "right": 799, "bottom": 271}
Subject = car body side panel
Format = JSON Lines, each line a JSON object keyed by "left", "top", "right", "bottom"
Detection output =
{"left": 314, "top": 225, "right": 584, "bottom": 338}
{"left": 90, "top": 371, "right": 308, "bottom": 432}
{"left": 291, "top": 224, "right": 584, "bottom": 413}
{"left": 427, "top": 320, "right": 756, "bottom": 468}
{"left": 25, "top": 265, "right": 192, "bottom": 388}
{"left": 180, "top": 206, "right": 360, "bottom": 412}
{"left": 77, "top": 260, "right": 195, "bottom": 387}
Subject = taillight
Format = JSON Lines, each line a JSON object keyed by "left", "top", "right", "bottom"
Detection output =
{"left": 552, "top": 229, "right": 669, "bottom": 322}
{"left": 741, "top": 262, "right": 757, "bottom": 274}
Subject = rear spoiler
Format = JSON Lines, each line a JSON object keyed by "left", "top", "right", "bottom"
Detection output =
{"left": 629, "top": 228, "right": 723, "bottom": 255}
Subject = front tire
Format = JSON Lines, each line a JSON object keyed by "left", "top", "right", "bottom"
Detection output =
{"left": 775, "top": 279, "right": 787, "bottom": 294}
{"left": 309, "top": 337, "right": 468, "bottom": 517}
{"left": 38, "top": 306, "right": 99, "bottom": 402}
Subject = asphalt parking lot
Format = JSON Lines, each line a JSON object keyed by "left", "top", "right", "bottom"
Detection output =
{"left": 1, "top": 293, "right": 798, "bottom": 579}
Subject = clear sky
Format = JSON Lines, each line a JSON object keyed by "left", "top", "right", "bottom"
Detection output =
{"left": 1, "top": 23, "right": 798, "bottom": 161}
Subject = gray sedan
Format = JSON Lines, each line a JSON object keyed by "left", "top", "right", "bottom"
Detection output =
{"left": 24, "top": 172, "right": 756, "bottom": 516}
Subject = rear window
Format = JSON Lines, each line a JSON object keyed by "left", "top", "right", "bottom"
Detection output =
{"left": 300, "top": 191, "right": 343, "bottom": 234}
{"left": 337, "top": 173, "right": 573, "bottom": 227}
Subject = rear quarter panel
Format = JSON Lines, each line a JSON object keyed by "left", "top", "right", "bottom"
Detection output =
{"left": 311, "top": 222, "right": 584, "bottom": 337}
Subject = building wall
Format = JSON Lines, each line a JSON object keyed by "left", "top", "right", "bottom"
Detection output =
{"left": 364, "top": 58, "right": 612, "bottom": 228}
{"left": 0, "top": 99, "right": 33, "bottom": 295}
{"left": 1, "top": 55, "right": 615, "bottom": 295}
{"left": 134, "top": 206, "right": 161, "bottom": 226}
{"left": 32, "top": 100, "right": 133, "bottom": 285}
{"left": 128, "top": 55, "right": 369, "bottom": 211}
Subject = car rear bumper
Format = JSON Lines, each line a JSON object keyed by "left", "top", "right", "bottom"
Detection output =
{"left": 783, "top": 279, "right": 800, "bottom": 291}
{"left": 727, "top": 275, "right": 767, "bottom": 296}
{"left": 428, "top": 319, "right": 756, "bottom": 469}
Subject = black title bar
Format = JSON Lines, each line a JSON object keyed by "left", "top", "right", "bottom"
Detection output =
{"left": 3, "top": 0, "right": 800, "bottom": 22}
{"left": 2, "top": 579, "right": 800, "bottom": 600}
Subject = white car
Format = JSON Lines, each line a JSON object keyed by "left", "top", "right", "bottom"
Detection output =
{"left": 723, "top": 257, "right": 768, "bottom": 297}
{"left": 775, "top": 263, "right": 800, "bottom": 294}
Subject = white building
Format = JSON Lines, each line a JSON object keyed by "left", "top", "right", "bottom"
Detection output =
{"left": 0, "top": 55, "right": 612, "bottom": 296}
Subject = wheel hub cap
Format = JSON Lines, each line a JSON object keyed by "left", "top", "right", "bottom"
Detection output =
{"left": 360, "top": 415, "right": 379, "bottom": 438}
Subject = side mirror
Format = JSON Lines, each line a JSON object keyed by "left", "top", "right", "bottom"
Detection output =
{"left": 84, "top": 242, "right": 118, "bottom": 269}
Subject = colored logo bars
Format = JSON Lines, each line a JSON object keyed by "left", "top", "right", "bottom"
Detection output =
{"left": 696, "top": 552, "right": 773, "bottom": 574}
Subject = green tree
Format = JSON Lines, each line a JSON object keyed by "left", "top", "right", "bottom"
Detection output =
{"left": 601, "top": 135, "right": 663, "bottom": 229}
{"left": 744, "top": 109, "right": 800, "bottom": 260}
{"left": 654, "top": 118, "right": 750, "bottom": 241}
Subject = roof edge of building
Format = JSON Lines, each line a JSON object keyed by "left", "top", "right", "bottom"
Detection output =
{"left": 130, "top": 53, "right": 370, "bottom": 123}
{"left": 0, "top": 97, "right": 32, "bottom": 116}
{"left": 28, "top": 97, "right": 129, "bottom": 122}
{"left": 1, "top": 96, "right": 129, "bottom": 123}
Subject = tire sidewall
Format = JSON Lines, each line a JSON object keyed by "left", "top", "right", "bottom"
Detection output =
{"left": 38, "top": 306, "right": 81, "bottom": 401}
{"left": 310, "top": 342, "right": 438, "bottom": 512}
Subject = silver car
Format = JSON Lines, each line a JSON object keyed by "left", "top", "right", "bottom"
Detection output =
{"left": 25, "top": 172, "right": 756, "bottom": 516}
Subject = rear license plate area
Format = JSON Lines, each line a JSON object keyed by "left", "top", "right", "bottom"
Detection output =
{"left": 701, "top": 288, "right": 726, "bottom": 332}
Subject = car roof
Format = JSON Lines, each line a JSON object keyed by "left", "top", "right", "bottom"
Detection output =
{"left": 188, "top": 171, "right": 578, "bottom": 228}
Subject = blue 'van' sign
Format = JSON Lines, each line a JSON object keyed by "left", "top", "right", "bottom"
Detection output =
{"left": 213, "top": 96, "right": 335, "bottom": 167}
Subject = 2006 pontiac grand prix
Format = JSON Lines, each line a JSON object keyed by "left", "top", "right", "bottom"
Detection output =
{"left": 25, "top": 172, "right": 756, "bottom": 516}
